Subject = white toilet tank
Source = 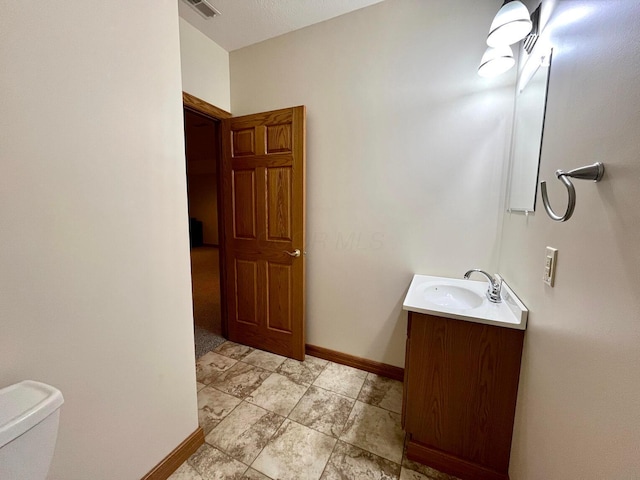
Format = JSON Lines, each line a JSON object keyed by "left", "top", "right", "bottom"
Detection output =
{"left": 0, "top": 380, "right": 64, "bottom": 480}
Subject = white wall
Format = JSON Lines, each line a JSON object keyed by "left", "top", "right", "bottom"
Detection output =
{"left": 500, "top": 0, "right": 640, "bottom": 477}
{"left": 179, "top": 17, "right": 231, "bottom": 112}
{"left": 230, "top": 0, "right": 514, "bottom": 367}
{"left": 0, "top": 2, "right": 198, "bottom": 479}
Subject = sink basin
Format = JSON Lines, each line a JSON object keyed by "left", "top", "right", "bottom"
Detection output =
{"left": 403, "top": 274, "right": 528, "bottom": 330}
{"left": 422, "top": 284, "right": 483, "bottom": 310}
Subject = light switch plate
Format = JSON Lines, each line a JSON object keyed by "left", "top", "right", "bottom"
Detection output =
{"left": 543, "top": 247, "right": 558, "bottom": 286}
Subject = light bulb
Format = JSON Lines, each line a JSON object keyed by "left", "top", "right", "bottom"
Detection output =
{"left": 478, "top": 45, "right": 515, "bottom": 77}
{"left": 487, "top": 1, "right": 532, "bottom": 47}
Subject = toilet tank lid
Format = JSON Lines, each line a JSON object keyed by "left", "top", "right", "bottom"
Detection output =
{"left": 0, "top": 380, "right": 64, "bottom": 448}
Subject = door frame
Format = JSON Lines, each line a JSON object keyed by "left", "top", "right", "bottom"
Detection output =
{"left": 183, "top": 91, "right": 232, "bottom": 338}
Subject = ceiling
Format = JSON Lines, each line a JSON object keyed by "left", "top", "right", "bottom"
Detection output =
{"left": 178, "top": 0, "right": 386, "bottom": 52}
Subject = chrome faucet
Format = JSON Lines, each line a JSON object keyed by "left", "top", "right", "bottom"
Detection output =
{"left": 464, "top": 269, "right": 502, "bottom": 303}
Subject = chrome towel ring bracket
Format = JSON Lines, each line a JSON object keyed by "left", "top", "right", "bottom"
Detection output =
{"left": 540, "top": 162, "right": 605, "bottom": 222}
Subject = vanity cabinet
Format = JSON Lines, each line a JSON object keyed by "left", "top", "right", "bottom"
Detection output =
{"left": 402, "top": 311, "right": 524, "bottom": 480}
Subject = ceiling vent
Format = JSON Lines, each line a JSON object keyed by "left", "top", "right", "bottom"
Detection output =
{"left": 184, "top": 0, "right": 221, "bottom": 19}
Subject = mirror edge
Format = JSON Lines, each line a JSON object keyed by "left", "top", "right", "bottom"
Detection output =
{"left": 505, "top": 45, "right": 554, "bottom": 214}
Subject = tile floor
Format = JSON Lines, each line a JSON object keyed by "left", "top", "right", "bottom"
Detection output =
{"left": 170, "top": 341, "right": 458, "bottom": 480}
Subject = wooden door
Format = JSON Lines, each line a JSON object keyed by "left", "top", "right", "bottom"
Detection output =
{"left": 221, "top": 106, "right": 306, "bottom": 360}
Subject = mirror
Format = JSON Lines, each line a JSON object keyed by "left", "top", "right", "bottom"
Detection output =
{"left": 507, "top": 47, "right": 553, "bottom": 212}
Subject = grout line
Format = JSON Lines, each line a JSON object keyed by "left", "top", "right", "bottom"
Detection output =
{"left": 201, "top": 398, "right": 243, "bottom": 446}
{"left": 354, "top": 372, "right": 369, "bottom": 401}
{"left": 203, "top": 399, "right": 286, "bottom": 470}
{"left": 239, "top": 357, "right": 340, "bottom": 478}
{"left": 284, "top": 382, "right": 311, "bottom": 419}
{"left": 306, "top": 382, "right": 356, "bottom": 401}
{"left": 317, "top": 436, "right": 340, "bottom": 480}
{"left": 245, "top": 411, "right": 288, "bottom": 477}
{"left": 285, "top": 403, "right": 349, "bottom": 442}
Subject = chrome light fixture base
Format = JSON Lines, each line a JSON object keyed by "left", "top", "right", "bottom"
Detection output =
{"left": 523, "top": 5, "right": 542, "bottom": 54}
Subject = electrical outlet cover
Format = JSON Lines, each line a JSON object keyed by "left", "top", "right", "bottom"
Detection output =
{"left": 544, "top": 247, "right": 558, "bottom": 286}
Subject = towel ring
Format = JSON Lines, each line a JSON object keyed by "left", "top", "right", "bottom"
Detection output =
{"left": 540, "top": 162, "right": 605, "bottom": 222}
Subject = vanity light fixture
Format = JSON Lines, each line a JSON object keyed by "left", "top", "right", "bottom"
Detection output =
{"left": 487, "top": 0, "right": 533, "bottom": 47}
{"left": 478, "top": 2, "right": 539, "bottom": 78}
{"left": 478, "top": 45, "right": 516, "bottom": 78}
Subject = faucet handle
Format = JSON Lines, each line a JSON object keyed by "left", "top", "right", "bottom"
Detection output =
{"left": 464, "top": 269, "right": 502, "bottom": 303}
{"left": 488, "top": 276, "right": 503, "bottom": 302}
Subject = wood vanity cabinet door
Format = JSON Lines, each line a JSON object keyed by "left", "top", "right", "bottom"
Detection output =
{"left": 404, "top": 312, "right": 524, "bottom": 477}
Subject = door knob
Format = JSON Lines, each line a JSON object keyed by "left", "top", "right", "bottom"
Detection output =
{"left": 285, "top": 249, "right": 301, "bottom": 258}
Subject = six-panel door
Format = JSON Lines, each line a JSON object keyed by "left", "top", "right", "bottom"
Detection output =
{"left": 221, "top": 106, "right": 306, "bottom": 360}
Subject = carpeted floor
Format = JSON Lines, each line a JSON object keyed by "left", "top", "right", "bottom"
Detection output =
{"left": 190, "top": 246, "right": 225, "bottom": 358}
{"left": 194, "top": 325, "right": 226, "bottom": 359}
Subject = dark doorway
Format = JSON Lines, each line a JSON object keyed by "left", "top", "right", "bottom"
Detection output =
{"left": 184, "top": 108, "right": 222, "bottom": 337}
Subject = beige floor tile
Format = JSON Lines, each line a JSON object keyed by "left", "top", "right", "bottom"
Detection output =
{"left": 187, "top": 444, "right": 247, "bottom": 480}
{"left": 276, "top": 356, "right": 328, "bottom": 385}
{"left": 288, "top": 385, "right": 355, "bottom": 438}
{"left": 320, "top": 441, "right": 401, "bottom": 480}
{"left": 340, "top": 401, "right": 405, "bottom": 464}
{"left": 246, "top": 373, "right": 309, "bottom": 416}
{"left": 196, "top": 351, "right": 237, "bottom": 385}
{"left": 189, "top": 341, "right": 444, "bottom": 480}
{"left": 208, "top": 362, "right": 271, "bottom": 399}
{"left": 242, "top": 349, "right": 287, "bottom": 371}
{"left": 252, "top": 420, "right": 337, "bottom": 480}
{"left": 168, "top": 462, "right": 203, "bottom": 480}
{"left": 214, "top": 341, "right": 254, "bottom": 360}
{"left": 197, "top": 386, "right": 242, "bottom": 434}
{"left": 313, "top": 362, "right": 367, "bottom": 398}
{"left": 399, "top": 468, "right": 435, "bottom": 480}
{"left": 358, "top": 373, "right": 404, "bottom": 413}
{"left": 401, "top": 452, "right": 460, "bottom": 480}
{"left": 242, "top": 468, "right": 272, "bottom": 480}
{"left": 205, "top": 401, "right": 285, "bottom": 465}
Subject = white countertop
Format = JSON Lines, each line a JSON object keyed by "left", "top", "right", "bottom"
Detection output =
{"left": 403, "top": 274, "right": 528, "bottom": 330}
